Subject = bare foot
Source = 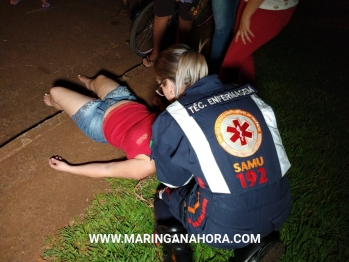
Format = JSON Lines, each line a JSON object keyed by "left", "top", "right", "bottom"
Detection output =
{"left": 42, "top": 1, "right": 50, "bottom": 8}
{"left": 77, "top": 75, "right": 93, "bottom": 91}
{"left": 44, "top": 93, "right": 52, "bottom": 106}
{"left": 142, "top": 54, "right": 157, "bottom": 68}
{"left": 10, "top": 0, "right": 22, "bottom": 5}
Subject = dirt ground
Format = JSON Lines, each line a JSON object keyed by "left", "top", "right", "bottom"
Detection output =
{"left": 0, "top": 0, "right": 145, "bottom": 146}
{"left": 0, "top": 0, "right": 214, "bottom": 260}
{"left": 0, "top": 0, "right": 348, "bottom": 261}
{"left": 0, "top": 0, "right": 160, "bottom": 261}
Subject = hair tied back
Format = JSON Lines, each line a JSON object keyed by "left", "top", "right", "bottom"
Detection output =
{"left": 198, "top": 38, "right": 210, "bottom": 53}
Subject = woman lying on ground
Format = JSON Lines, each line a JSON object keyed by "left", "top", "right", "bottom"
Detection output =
{"left": 44, "top": 74, "right": 158, "bottom": 180}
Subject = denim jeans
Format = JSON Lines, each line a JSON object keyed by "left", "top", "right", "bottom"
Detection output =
{"left": 209, "top": 0, "right": 240, "bottom": 74}
{"left": 71, "top": 86, "right": 137, "bottom": 143}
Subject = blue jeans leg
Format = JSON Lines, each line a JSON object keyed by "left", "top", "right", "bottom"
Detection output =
{"left": 210, "top": 0, "right": 240, "bottom": 74}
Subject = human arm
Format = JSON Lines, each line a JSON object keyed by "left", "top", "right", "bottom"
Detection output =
{"left": 48, "top": 154, "right": 155, "bottom": 180}
{"left": 235, "top": 0, "right": 264, "bottom": 44}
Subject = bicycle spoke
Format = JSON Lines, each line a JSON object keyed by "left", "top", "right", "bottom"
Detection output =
{"left": 130, "top": 2, "right": 155, "bottom": 56}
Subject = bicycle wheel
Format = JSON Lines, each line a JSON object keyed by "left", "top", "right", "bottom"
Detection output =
{"left": 130, "top": 1, "right": 154, "bottom": 57}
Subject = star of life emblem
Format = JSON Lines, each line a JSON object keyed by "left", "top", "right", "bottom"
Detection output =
{"left": 215, "top": 109, "right": 262, "bottom": 157}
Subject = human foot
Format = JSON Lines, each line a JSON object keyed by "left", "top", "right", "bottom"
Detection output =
{"left": 142, "top": 55, "right": 157, "bottom": 68}
{"left": 77, "top": 75, "right": 93, "bottom": 91}
{"left": 42, "top": 1, "right": 50, "bottom": 8}
{"left": 44, "top": 93, "right": 52, "bottom": 106}
{"left": 10, "top": 0, "right": 22, "bottom": 5}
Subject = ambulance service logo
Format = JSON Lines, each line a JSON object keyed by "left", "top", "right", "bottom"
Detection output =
{"left": 215, "top": 109, "right": 262, "bottom": 157}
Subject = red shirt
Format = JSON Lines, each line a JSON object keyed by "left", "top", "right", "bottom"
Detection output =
{"left": 103, "top": 102, "right": 158, "bottom": 159}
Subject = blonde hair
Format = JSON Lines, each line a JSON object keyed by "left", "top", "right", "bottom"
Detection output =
{"left": 154, "top": 42, "right": 209, "bottom": 98}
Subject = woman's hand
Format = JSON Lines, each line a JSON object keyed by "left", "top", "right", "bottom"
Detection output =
{"left": 49, "top": 155, "right": 70, "bottom": 172}
{"left": 235, "top": 0, "right": 264, "bottom": 44}
{"left": 235, "top": 17, "right": 255, "bottom": 44}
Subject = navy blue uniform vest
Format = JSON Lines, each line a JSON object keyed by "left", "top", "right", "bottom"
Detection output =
{"left": 151, "top": 76, "right": 291, "bottom": 248}
{"left": 175, "top": 84, "right": 283, "bottom": 196}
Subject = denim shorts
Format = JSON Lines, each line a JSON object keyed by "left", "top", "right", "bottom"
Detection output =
{"left": 71, "top": 86, "right": 137, "bottom": 143}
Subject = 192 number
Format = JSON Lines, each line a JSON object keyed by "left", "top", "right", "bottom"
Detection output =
{"left": 236, "top": 167, "right": 268, "bottom": 188}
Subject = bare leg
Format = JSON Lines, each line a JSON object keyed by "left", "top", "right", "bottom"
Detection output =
{"left": 44, "top": 87, "right": 94, "bottom": 117}
{"left": 152, "top": 16, "right": 170, "bottom": 60}
{"left": 44, "top": 75, "right": 121, "bottom": 117}
{"left": 78, "top": 75, "right": 120, "bottom": 100}
{"left": 177, "top": 17, "right": 193, "bottom": 43}
{"left": 143, "top": 15, "right": 170, "bottom": 67}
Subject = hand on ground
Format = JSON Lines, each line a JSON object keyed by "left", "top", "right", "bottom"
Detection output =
{"left": 49, "top": 155, "right": 69, "bottom": 171}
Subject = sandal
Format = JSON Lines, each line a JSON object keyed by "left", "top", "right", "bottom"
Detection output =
{"left": 42, "top": 1, "right": 50, "bottom": 8}
{"left": 142, "top": 55, "right": 156, "bottom": 68}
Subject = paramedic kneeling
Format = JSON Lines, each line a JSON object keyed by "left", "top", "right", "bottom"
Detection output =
{"left": 150, "top": 44, "right": 292, "bottom": 262}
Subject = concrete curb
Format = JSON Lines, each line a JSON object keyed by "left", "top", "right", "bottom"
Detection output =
{"left": 0, "top": 112, "right": 67, "bottom": 163}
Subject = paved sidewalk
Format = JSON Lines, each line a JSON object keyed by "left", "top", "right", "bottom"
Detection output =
{"left": 0, "top": 0, "right": 210, "bottom": 258}
{"left": 0, "top": 65, "right": 158, "bottom": 261}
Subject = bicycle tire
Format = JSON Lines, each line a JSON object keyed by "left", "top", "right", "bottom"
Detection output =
{"left": 130, "top": 1, "right": 154, "bottom": 57}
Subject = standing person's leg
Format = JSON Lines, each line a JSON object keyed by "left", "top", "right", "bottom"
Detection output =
{"left": 177, "top": 2, "right": 193, "bottom": 43}
{"left": 209, "top": 0, "right": 239, "bottom": 74}
{"left": 177, "top": 17, "right": 192, "bottom": 43}
{"left": 219, "top": 6, "right": 297, "bottom": 85}
{"left": 144, "top": 16, "right": 170, "bottom": 66}
{"left": 218, "top": 0, "right": 248, "bottom": 84}
{"left": 120, "top": 0, "right": 130, "bottom": 17}
{"left": 142, "top": 0, "right": 173, "bottom": 67}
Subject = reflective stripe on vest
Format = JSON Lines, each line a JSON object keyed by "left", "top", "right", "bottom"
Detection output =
{"left": 166, "top": 101, "right": 231, "bottom": 194}
{"left": 250, "top": 95, "right": 291, "bottom": 176}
